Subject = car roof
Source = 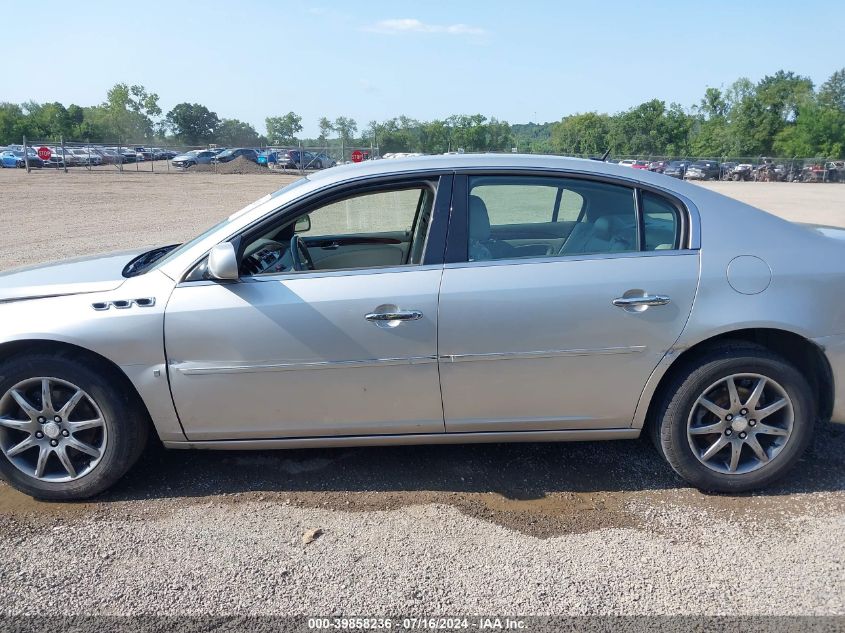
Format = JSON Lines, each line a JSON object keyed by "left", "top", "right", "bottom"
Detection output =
{"left": 307, "top": 153, "right": 690, "bottom": 189}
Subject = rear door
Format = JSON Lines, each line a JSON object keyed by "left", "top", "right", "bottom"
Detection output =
{"left": 437, "top": 173, "right": 700, "bottom": 432}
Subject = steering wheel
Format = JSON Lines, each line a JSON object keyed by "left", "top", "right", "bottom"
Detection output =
{"left": 290, "top": 234, "right": 315, "bottom": 271}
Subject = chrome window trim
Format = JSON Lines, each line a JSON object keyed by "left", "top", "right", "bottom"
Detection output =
{"left": 453, "top": 166, "right": 701, "bottom": 251}
{"left": 175, "top": 262, "right": 445, "bottom": 288}
{"left": 442, "top": 249, "right": 698, "bottom": 271}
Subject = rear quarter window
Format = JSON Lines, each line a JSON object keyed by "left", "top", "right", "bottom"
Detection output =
{"left": 642, "top": 191, "right": 681, "bottom": 250}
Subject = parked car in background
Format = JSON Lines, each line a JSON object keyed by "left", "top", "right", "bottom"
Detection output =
{"left": 94, "top": 148, "right": 124, "bottom": 165}
{"left": 132, "top": 147, "right": 154, "bottom": 161}
{"left": 213, "top": 148, "right": 259, "bottom": 163}
{"left": 114, "top": 148, "right": 137, "bottom": 163}
{"left": 1, "top": 151, "right": 25, "bottom": 168}
{"left": 719, "top": 162, "right": 737, "bottom": 180}
{"left": 618, "top": 159, "right": 637, "bottom": 168}
{"left": 42, "top": 154, "right": 66, "bottom": 168}
{"left": 278, "top": 150, "right": 322, "bottom": 169}
{"left": 684, "top": 160, "right": 720, "bottom": 181}
{"left": 648, "top": 160, "right": 670, "bottom": 173}
{"left": 664, "top": 160, "right": 691, "bottom": 179}
{"left": 730, "top": 164, "right": 754, "bottom": 181}
{"left": 0, "top": 150, "right": 43, "bottom": 168}
{"left": 755, "top": 162, "right": 782, "bottom": 182}
{"left": 172, "top": 150, "right": 217, "bottom": 168}
{"left": 801, "top": 162, "right": 839, "bottom": 183}
{"left": 312, "top": 152, "right": 337, "bottom": 169}
{"left": 67, "top": 149, "right": 102, "bottom": 166}
{"left": 257, "top": 150, "right": 279, "bottom": 166}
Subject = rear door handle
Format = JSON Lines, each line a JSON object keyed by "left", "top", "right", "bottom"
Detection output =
{"left": 365, "top": 310, "right": 423, "bottom": 322}
{"left": 613, "top": 294, "right": 671, "bottom": 308}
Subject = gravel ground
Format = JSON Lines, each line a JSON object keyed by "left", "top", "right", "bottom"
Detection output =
{"left": 0, "top": 169, "right": 844, "bottom": 617}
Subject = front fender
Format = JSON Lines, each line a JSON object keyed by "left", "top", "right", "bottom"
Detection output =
{"left": 0, "top": 270, "right": 184, "bottom": 442}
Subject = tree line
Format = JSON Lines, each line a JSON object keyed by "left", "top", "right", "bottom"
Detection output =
{"left": 1, "top": 68, "right": 843, "bottom": 158}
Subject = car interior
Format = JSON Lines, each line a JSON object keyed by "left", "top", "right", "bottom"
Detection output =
{"left": 239, "top": 185, "right": 436, "bottom": 276}
{"left": 467, "top": 177, "right": 679, "bottom": 261}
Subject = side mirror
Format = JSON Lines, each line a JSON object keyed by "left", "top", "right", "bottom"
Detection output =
{"left": 207, "top": 242, "right": 239, "bottom": 281}
{"left": 294, "top": 214, "right": 311, "bottom": 232}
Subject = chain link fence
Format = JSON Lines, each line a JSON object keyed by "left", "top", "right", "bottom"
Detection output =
{"left": 5, "top": 137, "right": 381, "bottom": 176}
{"left": 4, "top": 137, "right": 843, "bottom": 183}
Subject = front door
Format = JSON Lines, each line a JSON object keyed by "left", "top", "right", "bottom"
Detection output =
{"left": 165, "top": 178, "right": 450, "bottom": 441}
{"left": 438, "top": 174, "right": 700, "bottom": 432}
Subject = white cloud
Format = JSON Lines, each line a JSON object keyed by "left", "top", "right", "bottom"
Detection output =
{"left": 366, "top": 18, "right": 487, "bottom": 36}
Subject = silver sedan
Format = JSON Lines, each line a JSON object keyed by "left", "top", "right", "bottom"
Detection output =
{"left": 1, "top": 155, "right": 844, "bottom": 499}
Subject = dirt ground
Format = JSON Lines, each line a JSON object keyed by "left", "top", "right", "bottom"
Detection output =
{"left": 0, "top": 168, "right": 843, "bottom": 616}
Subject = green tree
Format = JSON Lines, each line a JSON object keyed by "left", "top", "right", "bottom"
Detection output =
{"left": 819, "top": 68, "right": 845, "bottom": 111}
{"left": 165, "top": 103, "right": 219, "bottom": 145}
{"left": 774, "top": 98, "right": 845, "bottom": 158}
{"left": 216, "top": 118, "right": 263, "bottom": 146}
{"left": 333, "top": 116, "right": 358, "bottom": 147}
{"left": 419, "top": 119, "right": 450, "bottom": 153}
{"left": 446, "top": 114, "right": 488, "bottom": 151}
{"left": 317, "top": 117, "right": 334, "bottom": 143}
{"left": 0, "top": 102, "right": 25, "bottom": 144}
{"left": 102, "top": 83, "right": 162, "bottom": 141}
{"left": 265, "top": 112, "right": 302, "bottom": 145}
{"left": 550, "top": 112, "right": 611, "bottom": 155}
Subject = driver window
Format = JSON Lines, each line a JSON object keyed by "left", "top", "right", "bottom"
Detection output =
{"left": 241, "top": 185, "right": 434, "bottom": 276}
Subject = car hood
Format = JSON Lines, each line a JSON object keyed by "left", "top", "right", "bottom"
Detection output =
{"left": 0, "top": 249, "right": 146, "bottom": 302}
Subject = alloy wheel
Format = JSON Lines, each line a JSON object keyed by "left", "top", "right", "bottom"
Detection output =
{"left": 0, "top": 377, "right": 107, "bottom": 482}
{"left": 687, "top": 373, "right": 794, "bottom": 475}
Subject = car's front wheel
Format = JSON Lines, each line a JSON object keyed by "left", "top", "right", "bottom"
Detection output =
{"left": 652, "top": 343, "right": 814, "bottom": 492}
{"left": 0, "top": 353, "right": 148, "bottom": 500}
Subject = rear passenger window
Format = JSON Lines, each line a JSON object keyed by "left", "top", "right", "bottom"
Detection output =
{"left": 467, "top": 176, "right": 637, "bottom": 261}
{"left": 642, "top": 192, "right": 681, "bottom": 250}
{"left": 471, "top": 183, "right": 584, "bottom": 224}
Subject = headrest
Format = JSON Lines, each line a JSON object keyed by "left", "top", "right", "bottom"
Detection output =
{"left": 468, "top": 195, "right": 491, "bottom": 241}
{"left": 593, "top": 216, "right": 614, "bottom": 241}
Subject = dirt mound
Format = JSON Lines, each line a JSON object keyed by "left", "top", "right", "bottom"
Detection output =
{"left": 192, "top": 156, "right": 270, "bottom": 175}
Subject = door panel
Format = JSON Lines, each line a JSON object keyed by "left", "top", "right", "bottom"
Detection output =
{"left": 166, "top": 268, "right": 445, "bottom": 440}
{"left": 438, "top": 253, "right": 700, "bottom": 431}
{"left": 305, "top": 232, "right": 410, "bottom": 270}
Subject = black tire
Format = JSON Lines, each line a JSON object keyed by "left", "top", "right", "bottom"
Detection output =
{"left": 0, "top": 352, "right": 148, "bottom": 500}
{"left": 651, "top": 342, "right": 814, "bottom": 492}
{"left": 314, "top": 160, "right": 322, "bottom": 169}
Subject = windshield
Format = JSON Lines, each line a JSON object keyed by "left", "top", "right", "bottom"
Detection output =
{"left": 149, "top": 177, "right": 310, "bottom": 273}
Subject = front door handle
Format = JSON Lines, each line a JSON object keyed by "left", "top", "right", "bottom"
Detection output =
{"left": 365, "top": 310, "right": 423, "bottom": 322}
{"left": 613, "top": 294, "right": 671, "bottom": 308}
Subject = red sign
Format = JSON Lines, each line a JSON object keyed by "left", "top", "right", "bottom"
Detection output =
{"left": 351, "top": 150, "right": 364, "bottom": 163}
{"left": 37, "top": 146, "right": 52, "bottom": 161}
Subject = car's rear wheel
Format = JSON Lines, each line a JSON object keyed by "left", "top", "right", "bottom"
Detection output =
{"left": 0, "top": 353, "right": 148, "bottom": 500}
{"left": 652, "top": 343, "right": 814, "bottom": 492}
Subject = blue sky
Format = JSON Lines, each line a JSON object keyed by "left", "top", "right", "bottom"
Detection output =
{"left": 3, "top": 1, "right": 843, "bottom": 136}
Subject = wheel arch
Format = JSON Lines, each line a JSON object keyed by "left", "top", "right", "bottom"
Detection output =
{"left": 639, "top": 328, "right": 834, "bottom": 431}
{"left": 0, "top": 338, "right": 154, "bottom": 429}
